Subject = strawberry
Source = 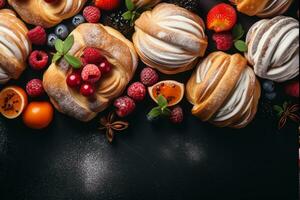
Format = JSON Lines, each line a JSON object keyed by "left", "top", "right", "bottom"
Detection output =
{"left": 94, "top": 0, "right": 120, "bottom": 11}
{"left": 207, "top": 3, "right": 237, "bottom": 32}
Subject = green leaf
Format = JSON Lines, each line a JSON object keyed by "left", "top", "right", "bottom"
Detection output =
{"left": 234, "top": 40, "right": 248, "bottom": 52}
{"left": 273, "top": 105, "right": 283, "bottom": 117}
{"left": 63, "top": 35, "right": 74, "bottom": 54}
{"left": 232, "top": 24, "right": 245, "bottom": 41}
{"left": 52, "top": 52, "right": 62, "bottom": 63}
{"left": 54, "top": 39, "right": 64, "bottom": 53}
{"left": 147, "top": 107, "right": 162, "bottom": 120}
{"left": 161, "top": 107, "right": 171, "bottom": 116}
{"left": 64, "top": 54, "right": 82, "bottom": 69}
{"left": 125, "top": 0, "right": 135, "bottom": 11}
{"left": 157, "top": 95, "right": 168, "bottom": 108}
{"left": 122, "top": 11, "right": 132, "bottom": 20}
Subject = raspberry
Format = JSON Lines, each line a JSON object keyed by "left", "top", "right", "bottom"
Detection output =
{"left": 94, "top": 0, "right": 120, "bottom": 11}
{"left": 212, "top": 32, "right": 233, "bottom": 51}
{"left": 98, "top": 59, "right": 112, "bottom": 74}
{"left": 285, "top": 81, "right": 299, "bottom": 98}
{"left": 83, "top": 6, "right": 101, "bottom": 23}
{"left": 140, "top": 67, "right": 159, "bottom": 86}
{"left": 81, "top": 64, "right": 101, "bottom": 83}
{"left": 28, "top": 50, "right": 49, "bottom": 70}
{"left": 114, "top": 96, "right": 136, "bottom": 117}
{"left": 81, "top": 57, "right": 88, "bottom": 67}
{"left": 169, "top": 106, "right": 184, "bottom": 124}
{"left": 83, "top": 47, "right": 104, "bottom": 64}
{"left": 0, "top": 0, "right": 6, "bottom": 8}
{"left": 27, "top": 26, "right": 47, "bottom": 45}
{"left": 26, "top": 79, "right": 45, "bottom": 97}
{"left": 127, "top": 82, "right": 146, "bottom": 101}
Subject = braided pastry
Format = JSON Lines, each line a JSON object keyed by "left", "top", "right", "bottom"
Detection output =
{"left": 43, "top": 23, "right": 138, "bottom": 121}
{"left": 186, "top": 52, "right": 261, "bottom": 128}
{"left": 8, "top": 0, "right": 87, "bottom": 28}
{"left": 133, "top": 3, "right": 208, "bottom": 74}
{"left": 0, "top": 9, "right": 31, "bottom": 84}
{"left": 245, "top": 16, "right": 299, "bottom": 82}
{"left": 133, "top": 0, "right": 161, "bottom": 8}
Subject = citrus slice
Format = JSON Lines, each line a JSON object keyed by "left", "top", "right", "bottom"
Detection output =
{"left": 148, "top": 80, "right": 184, "bottom": 107}
{"left": 0, "top": 86, "right": 28, "bottom": 119}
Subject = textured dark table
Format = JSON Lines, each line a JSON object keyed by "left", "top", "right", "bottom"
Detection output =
{"left": 0, "top": 0, "right": 299, "bottom": 199}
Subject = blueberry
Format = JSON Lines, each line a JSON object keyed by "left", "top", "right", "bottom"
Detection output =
{"left": 262, "top": 80, "right": 275, "bottom": 93}
{"left": 55, "top": 24, "right": 69, "bottom": 39}
{"left": 72, "top": 14, "right": 85, "bottom": 27}
{"left": 265, "top": 92, "right": 277, "bottom": 101}
{"left": 47, "top": 33, "right": 58, "bottom": 48}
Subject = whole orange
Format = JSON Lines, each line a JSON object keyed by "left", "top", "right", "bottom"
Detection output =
{"left": 22, "top": 101, "right": 54, "bottom": 129}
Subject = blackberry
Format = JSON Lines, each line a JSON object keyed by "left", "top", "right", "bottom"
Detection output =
{"left": 103, "top": 10, "right": 134, "bottom": 39}
{"left": 166, "top": 0, "right": 201, "bottom": 14}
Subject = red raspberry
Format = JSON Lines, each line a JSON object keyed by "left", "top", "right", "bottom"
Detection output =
{"left": 26, "top": 79, "right": 45, "bottom": 97}
{"left": 83, "top": 47, "right": 104, "bottom": 64}
{"left": 0, "top": 0, "right": 6, "bottom": 8}
{"left": 98, "top": 59, "right": 112, "bottom": 74}
{"left": 114, "top": 96, "right": 136, "bottom": 117}
{"left": 127, "top": 82, "right": 146, "bottom": 101}
{"left": 285, "top": 81, "right": 299, "bottom": 98}
{"left": 83, "top": 6, "right": 101, "bottom": 23}
{"left": 81, "top": 57, "right": 88, "bottom": 67}
{"left": 212, "top": 32, "right": 233, "bottom": 51}
{"left": 81, "top": 64, "right": 101, "bottom": 83}
{"left": 169, "top": 106, "right": 184, "bottom": 124}
{"left": 29, "top": 50, "right": 49, "bottom": 70}
{"left": 140, "top": 67, "right": 159, "bottom": 86}
{"left": 94, "top": 0, "right": 120, "bottom": 11}
{"left": 27, "top": 26, "right": 47, "bottom": 45}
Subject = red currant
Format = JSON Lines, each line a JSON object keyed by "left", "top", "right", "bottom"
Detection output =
{"left": 66, "top": 73, "right": 81, "bottom": 87}
{"left": 99, "top": 60, "right": 112, "bottom": 74}
{"left": 80, "top": 83, "right": 95, "bottom": 96}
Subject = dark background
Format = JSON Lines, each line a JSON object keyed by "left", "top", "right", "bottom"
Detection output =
{"left": 0, "top": 0, "right": 299, "bottom": 199}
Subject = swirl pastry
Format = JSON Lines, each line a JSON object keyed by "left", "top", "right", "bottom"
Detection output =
{"left": 245, "top": 16, "right": 299, "bottom": 82}
{"left": 8, "top": 0, "right": 87, "bottom": 28}
{"left": 0, "top": 9, "right": 31, "bottom": 84}
{"left": 230, "top": 0, "right": 293, "bottom": 18}
{"left": 133, "top": 3, "right": 208, "bottom": 74}
{"left": 186, "top": 52, "right": 261, "bottom": 128}
{"left": 43, "top": 23, "right": 138, "bottom": 121}
{"left": 133, "top": 0, "right": 161, "bottom": 8}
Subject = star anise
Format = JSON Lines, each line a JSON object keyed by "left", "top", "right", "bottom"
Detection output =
{"left": 99, "top": 111, "right": 129, "bottom": 143}
{"left": 274, "top": 102, "right": 300, "bottom": 129}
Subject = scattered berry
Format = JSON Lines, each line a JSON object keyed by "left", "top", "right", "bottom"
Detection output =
{"left": 127, "top": 82, "right": 146, "bottom": 101}
{"left": 212, "top": 32, "right": 233, "bottom": 51}
{"left": 94, "top": 0, "right": 120, "bottom": 11}
{"left": 72, "top": 14, "right": 85, "bottom": 27}
{"left": 166, "top": 0, "right": 200, "bottom": 13}
{"left": 81, "top": 64, "right": 101, "bottom": 83}
{"left": 0, "top": 0, "right": 5, "bottom": 8}
{"left": 66, "top": 73, "right": 82, "bottom": 87}
{"left": 28, "top": 50, "right": 49, "bottom": 70}
{"left": 26, "top": 79, "right": 45, "bottom": 97}
{"left": 285, "top": 81, "right": 299, "bottom": 98}
{"left": 140, "top": 67, "right": 159, "bottom": 86}
{"left": 27, "top": 26, "right": 47, "bottom": 45}
{"left": 265, "top": 92, "right": 277, "bottom": 101}
{"left": 80, "top": 83, "right": 95, "bottom": 97}
{"left": 207, "top": 3, "right": 237, "bottom": 32}
{"left": 47, "top": 33, "right": 58, "bottom": 48}
{"left": 83, "top": 47, "right": 104, "bottom": 64}
{"left": 81, "top": 57, "right": 88, "bottom": 67}
{"left": 83, "top": 6, "right": 101, "bottom": 23}
{"left": 114, "top": 96, "right": 136, "bottom": 117}
{"left": 98, "top": 59, "right": 112, "bottom": 74}
{"left": 170, "top": 106, "right": 184, "bottom": 124}
{"left": 54, "top": 24, "right": 69, "bottom": 39}
{"left": 262, "top": 80, "right": 275, "bottom": 93}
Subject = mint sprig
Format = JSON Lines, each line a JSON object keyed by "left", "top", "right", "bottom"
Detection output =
{"left": 232, "top": 24, "right": 248, "bottom": 53}
{"left": 147, "top": 95, "right": 171, "bottom": 120}
{"left": 52, "top": 35, "right": 82, "bottom": 69}
{"left": 122, "top": 0, "right": 140, "bottom": 26}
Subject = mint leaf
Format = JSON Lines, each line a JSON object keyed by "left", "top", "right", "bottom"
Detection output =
{"left": 157, "top": 95, "right": 168, "bottom": 108}
{"left": 147, "top": 107, "right": 162, "bottom": 120}
{"left": 64, "top": 54, "right": 82, "bottom": 68}
{"left": 55, "top": 39, "right": 64, "bottom": 53}
{"left": 122, "top": 11, "right": 132, "bottom": 20}
{"left": 232, "top": 24, "right": 244, "bottom": 41}
{"left": 234, "top": 40, "right": 248, "bottom": 52}
{"left": 125, "top": 0, "right": 135, "bottom": 11}
{"left": 63, "top": 35, "right": 74, "bottom": 54}
{"left": 52, "top": 52, "right": 62, "bottom": 63}
{"left": 273, "top": 105, "right": 283, "bottom": 117}
{"left": 161, "top": 107, "right": 171, "bottom": 116}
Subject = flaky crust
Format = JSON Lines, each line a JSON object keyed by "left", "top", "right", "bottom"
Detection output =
{"left": 8, "top": 0, "right": 87, "bottom": 28}
{"left": 186, "top": 52, "right": 261, "bottom": 128}
{"left": 43, "top": 23, "right": 138, "bottom": 121}
{"left": 0, "top": 9, "right": 31, "bottom": 84}
{"left": 133, "top": 3, "right": 207, "bottom": 74}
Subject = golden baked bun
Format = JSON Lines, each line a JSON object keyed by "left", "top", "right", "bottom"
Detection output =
{"left": 186, "top": 52, "right": 261, "bottom": 128}
{"left": 0, "top": 9, "right": 32, "bottom": 84}
{"left": 133, "top": 0, "right": 161, "bottom": 8}
{"left": 8, "top": 0, "right": 87, "bottom": 28}
{"left": 230, "top": 0, "right": 293, "bottom": 18}
{"left": 133, "top": 3, "right": 208, "bottom": 74}
{"left": 43, "top": 23, "right": 138, "bottom": 121}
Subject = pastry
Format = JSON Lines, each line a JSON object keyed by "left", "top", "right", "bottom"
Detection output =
{"left": 245, "top": 16, "right": 299, "bottom": 82}
{"left": 186, "top": 52, "right": 261, "bottom": 128}
{"left": 43, "top": 23, "right": 138, "bottom": 121}
{"left": 0, "top": 9, "right": 32, "bottom": 84}
{"left": 133, "top": 3, "right": 208, "bottom": 74}
{"left": 8, "top": 0, "right": 87, "bottom": 28}
{"left": 230, "top": 0, "right": 293, "bottom": 18}
{"left": 133, "top": 0, "right": 161, "bottom": 8}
